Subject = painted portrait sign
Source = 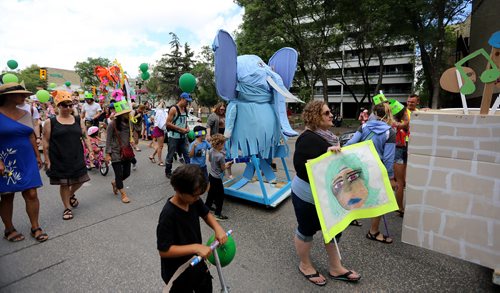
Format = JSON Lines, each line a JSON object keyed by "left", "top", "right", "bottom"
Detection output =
{"left": 306, "top": 140, "right": 398, "bottom": 243}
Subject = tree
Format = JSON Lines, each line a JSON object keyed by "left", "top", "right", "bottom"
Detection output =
{"left": 400, "top": 0, "right": 471, "bottom": 108}
{"left": 333, "top": 0, "right": 406, "bottom": 113}
{"left": 192, "top": 45, "right": 219, "bottom": 107}
{"left": 74, "top": 57, "right": 112, "bottom": 90}
{"left": 154, "top": 33, "right": 195, "bottom": 98}
{"left": 235, "top": 0, "right": 339, "bottom": 103}
{"left": 17, "top": 65, "right": 47, "bottom": 92}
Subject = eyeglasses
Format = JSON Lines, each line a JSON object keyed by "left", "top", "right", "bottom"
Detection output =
{"left": 59, "top": 103, "right": 72, "bottom": 108}
{"left": 322, "top": 110, "right": 332, "bottom": 116}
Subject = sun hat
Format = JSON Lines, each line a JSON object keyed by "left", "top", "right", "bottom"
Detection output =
{"left": 51, "top": 90, "right": 72, "bottom": 106}
{"left": 180, "top": 92, "right": 192, "bottom": 102}
{"left": 87, "top": 126, "right": 99, "bottom": 136}
{"left": 372, "top": 93, "right": 388, "bottom": 105}
{"left": 0, "top": 82, "right": 32, "bottom": 97}
{"left": 113, "top": 100, "right": 132, "bottom": 116}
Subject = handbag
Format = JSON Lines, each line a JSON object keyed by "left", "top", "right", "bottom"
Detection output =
{"left": 113, "top": 123, "right": 135, "bottom": 160}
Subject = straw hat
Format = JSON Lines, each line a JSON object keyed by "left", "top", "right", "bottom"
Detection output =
{"left": 0, "top": 82, "right": 32, "bottom": 97}
{"left": 51, "top": 90, "right": 72, "bottom": 106}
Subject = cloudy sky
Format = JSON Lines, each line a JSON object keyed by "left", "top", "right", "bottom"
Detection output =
{"left": 0, "top": 0, "right": 243, "bottom": 77}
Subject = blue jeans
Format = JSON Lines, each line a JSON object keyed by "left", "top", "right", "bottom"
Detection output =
{"left": 164, "top": 137, "right": 190, "bottom": 175}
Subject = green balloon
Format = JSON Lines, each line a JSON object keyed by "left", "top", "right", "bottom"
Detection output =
{"left": 36, "top": 90, "right": 51, "bottom": 103}
{"left": 48, "top": 82, "right": 57, "bottom": 89}
{"left": 2, "top": 73, "right": 19, "bottom": 83}
{"left": 187, "top": 130, "right": 195, "bottom": 141}
{"left": 65, "top": 81, "right": 71, "bottom": 87}
{"left": 179, "top": 73, "right": 196, "bottom": 93}
{"left": 206, "top": 234, "right": 236, "bottom": 267}
{"left": 141, "top": 71, "right": 150, "bottom": 80}
{"left": 7, "top": 60, "right": 18, "bottom": 70}
{"left": 139, "top": 63, "right": 148, "bottom": 73}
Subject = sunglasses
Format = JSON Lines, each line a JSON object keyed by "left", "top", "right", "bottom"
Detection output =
{"left": 322, "top": 110, "right": 332, "bottom": 116}
{"left": 59, "top": 103, "right": 73, "bottom": 108}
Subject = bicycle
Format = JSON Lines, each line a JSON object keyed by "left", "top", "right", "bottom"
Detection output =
{"left": 83, "top": 142, "right": 109, "bottom": 176}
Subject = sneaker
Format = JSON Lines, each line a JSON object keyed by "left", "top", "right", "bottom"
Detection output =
{"left": 165, "top": 173, "right": 172, "bottom": 179}
{"left": 209, "top": 206, "right": 216, "bottom": 211}
{"left": 132, "top": 163, "right": 137, "bottom": 171}
{"left": 215, "top": 214, "right": 228, "bottom": 221}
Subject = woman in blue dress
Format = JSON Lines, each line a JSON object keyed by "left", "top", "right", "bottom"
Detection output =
{"left": 0, "top": 82, "right": 48, "bottom": 242}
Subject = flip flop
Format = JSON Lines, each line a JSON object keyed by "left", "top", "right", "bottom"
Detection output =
{"left": 329, "top": 271, "right": 361, "bottom": 282}
{"left": 350, "top": 220, "right": 362, "bottom": 226}
{"left": 298, "top": 267, "right": 326, "bottom": 286}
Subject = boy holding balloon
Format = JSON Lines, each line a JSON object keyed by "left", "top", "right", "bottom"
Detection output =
{"left": 157, "top": 164, "right": 227, "bottom": 291}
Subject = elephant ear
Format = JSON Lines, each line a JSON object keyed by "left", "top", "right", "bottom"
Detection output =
{"left": 212, "top": 29, "right": 237, "bottom": 101}
{"left": 268, "top": 47, "right": 298, "bottom": 90}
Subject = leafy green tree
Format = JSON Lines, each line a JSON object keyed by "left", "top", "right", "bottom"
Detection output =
{"left": 235, "top": 0, "right": 338, "bottom": 103}
{"left": 17, "top": 65, "right": 47, "bottom": 92}
{"left": 192, "top": 45, "right": 219, "bottom": 107}
{"left": 399, "top": 0, "right": 471, "bottom": 108}
{"left": 74, "top": 57, "right": 112, "bottom": 89}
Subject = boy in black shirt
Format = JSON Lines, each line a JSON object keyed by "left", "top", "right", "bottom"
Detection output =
{"left": 157, "top": 164, "right": 227, "bottom": 292}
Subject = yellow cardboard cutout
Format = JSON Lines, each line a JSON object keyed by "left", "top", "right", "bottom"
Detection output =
{"left": 306, "top": 140, "right": 397, "bottom": 243}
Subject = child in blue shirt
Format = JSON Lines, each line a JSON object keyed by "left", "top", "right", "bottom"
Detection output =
{"left": 189, "top": 126, "right": 211, "bottom": 178}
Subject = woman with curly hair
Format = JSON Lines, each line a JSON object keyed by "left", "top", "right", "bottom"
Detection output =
{"left": 292, "top": 100, "right": 360, "bottom": 286}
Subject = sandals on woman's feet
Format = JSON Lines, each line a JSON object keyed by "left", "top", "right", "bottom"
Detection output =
{"left": 366, "top": 231, "right": 393, "bottom": 244}
{"left": 329, "top": 270, "right": 361, "bottom": 282}
{"left": 350, "top": 220, "right": 363, "bottom": 226}
{"left": 4, "top": 229, "right": 25, "bottom": 242}
{"left": 30, "top": 227, "right": 48, "bottom": 242}
{"left": 70, "top": 194, "right": 79, "bottom": 208}
{"left": 298, "top": 267, "right": 327, "bottom": 286}
{"left": 149, "top": 157, "right": 156, "bottom": 163}
{"left": 62, "top": 208, "right": 73, "bottom": 220}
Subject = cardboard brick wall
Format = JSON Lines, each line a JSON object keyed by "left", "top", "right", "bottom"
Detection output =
{"left": 402, "top": 110, "right": 500, "bottom": 270}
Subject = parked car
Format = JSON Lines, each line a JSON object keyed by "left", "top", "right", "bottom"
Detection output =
{"left": 339, "top": 130, "right": 356, "bottom": 146}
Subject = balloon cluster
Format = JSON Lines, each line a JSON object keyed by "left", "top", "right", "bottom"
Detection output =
{"left": 139, "top": 63, "right": 150, "bottom": 80}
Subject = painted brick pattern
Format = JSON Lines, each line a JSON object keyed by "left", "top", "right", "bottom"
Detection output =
{"left": 402, "top": 110, "right": 500, "bottom": 270}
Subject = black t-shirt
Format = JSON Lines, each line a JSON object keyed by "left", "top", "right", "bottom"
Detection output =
{"left": 156, "top": 197, "right": 209, "bottom": 284}
{"left": 293, "top": 130, "right": 332, "bottom": 183}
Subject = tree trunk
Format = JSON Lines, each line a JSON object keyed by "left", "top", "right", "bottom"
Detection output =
{"left": 322, "top": 73, "right": 329, "bottom": 103}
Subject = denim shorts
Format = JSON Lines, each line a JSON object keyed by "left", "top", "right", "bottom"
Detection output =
{"left": 395, "top": 147, "right": 408, "bottom": 164}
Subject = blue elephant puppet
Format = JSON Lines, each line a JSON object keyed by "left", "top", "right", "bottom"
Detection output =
{"left": 212, "top": 30, "right": 303, "bottom": 169}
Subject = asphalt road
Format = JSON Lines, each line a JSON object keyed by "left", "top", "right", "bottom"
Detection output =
{"left": 0, "top": 128, "right": 497, "bottom": 292}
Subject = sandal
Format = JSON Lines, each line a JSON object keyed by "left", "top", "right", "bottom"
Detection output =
{"left": 62, "top": 208, "right": 73, "bottom": 220}
{"left": 329, "top": 271, "right": 361, "bottom": 282}
{"left": 298, "top": 267, "right": 326, "bottom": 286}
{"left": 366, "top": 231, "right": 393, "bottom": 244}
{"left": 4, "top": 228, "right": 25, "bottom": 242}
{"left": 149, "top": 157, "right": 156, "bottom": 163}
{"left": 30, "top": 227, "right": 48, "bottom": 242}
{"left": 158, "top": 162, "right": 165, "bottom": 166}
{"left": 350, "top": 220, "right": 363, "bottom": 226}
{"left": 70, "top": 194, "right": 79, "bottom": 208}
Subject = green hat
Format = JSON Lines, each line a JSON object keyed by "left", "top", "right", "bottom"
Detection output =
{"left": 372, "top": 93, "right": 388, "bottom": 105}
{"left": 389, "top": 99, "right": 404, "bottom": 115}
{"left": 113, "top": 100, "right": 132, "bottom": 116}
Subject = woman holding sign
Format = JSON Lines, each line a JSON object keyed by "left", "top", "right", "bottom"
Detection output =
{"left": 292, "top": 100, "right": 361, "bottom": 286}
